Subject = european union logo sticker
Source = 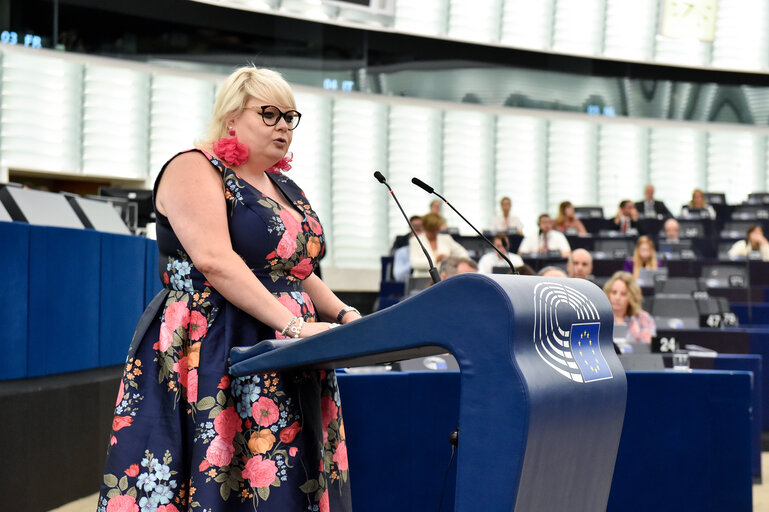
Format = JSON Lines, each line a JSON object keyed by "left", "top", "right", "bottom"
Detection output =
{"left": 570, "top": 323, "right": 613, "bottom": 382}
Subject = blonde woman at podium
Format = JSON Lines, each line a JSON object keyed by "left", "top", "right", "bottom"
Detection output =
{"left": 98, "top": 66, "right": 356, "bottom": 512}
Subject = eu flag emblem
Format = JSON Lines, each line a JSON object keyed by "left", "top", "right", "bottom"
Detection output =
{"left": 570, "top": 323, "right": 613, "bottom": 382}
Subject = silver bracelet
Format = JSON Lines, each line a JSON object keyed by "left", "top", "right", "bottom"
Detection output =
{"left": 336, "top": 306, "right": 360, "bottom": 324}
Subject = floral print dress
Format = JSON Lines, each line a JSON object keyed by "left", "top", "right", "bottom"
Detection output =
{"left": 98, "top": 150, "right": 351, "bottom": 512}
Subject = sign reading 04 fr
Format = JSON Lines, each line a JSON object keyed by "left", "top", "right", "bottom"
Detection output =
{"left": 532, "top": 282, "right": 613, "bottom": 383}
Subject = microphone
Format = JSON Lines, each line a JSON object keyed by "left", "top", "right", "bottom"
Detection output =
{"left": 411, "top": 177, "right": 518, "bottom": 275}
{"left": 374, "top": 172, "right": 441, "bottom": 284}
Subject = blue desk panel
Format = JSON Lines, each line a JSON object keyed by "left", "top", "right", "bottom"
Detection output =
{"left": 99, "top": 233, "right": 148, "bottom": 366}
{"left": 608, "top": 370, "right": 752, "bottom": 512}
{"left": 658, "top": 327, "right": 769, "bottom": 432}
{"left": 0, "top": 221, "right": 29, "bottom": 379}
{"left": 664, "top": 354, "right": 761, "bottom": 481}
{"left": 27, "top": 226, "right": 101, "bottom": 377}
{"left": 338, "top": 369, "right": 752, "bottom": 512}
{"left": 338, "top": 372, "right": 458, "bottom": 512}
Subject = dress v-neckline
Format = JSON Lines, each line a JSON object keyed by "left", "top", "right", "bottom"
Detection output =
{"left": 240, "top": 171, "right": 306, "bottom": 224}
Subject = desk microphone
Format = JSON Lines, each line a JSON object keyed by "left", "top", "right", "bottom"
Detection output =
{"left": 374, "top": 172, "right": 441, "bottom": 284}
{"left": 411, "top": 177, "right": 518, "bottom": 275}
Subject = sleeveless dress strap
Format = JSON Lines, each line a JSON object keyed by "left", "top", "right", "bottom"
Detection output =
{"left": 152, "top": 148, "right": 225, "bottom": 214}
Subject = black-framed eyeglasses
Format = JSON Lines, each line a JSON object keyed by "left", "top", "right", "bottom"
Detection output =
{"left": 244, "top": 105, "right": 302, "bottom": 130}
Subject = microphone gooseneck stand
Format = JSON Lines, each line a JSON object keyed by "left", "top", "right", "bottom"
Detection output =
{"left": 411, "top": 177, "right": 518, "bottom": 275}
{"left": 374, "top": 171, "right": 441, "bottom": 284}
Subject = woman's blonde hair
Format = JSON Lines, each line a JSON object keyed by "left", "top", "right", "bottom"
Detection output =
{"left": 198, "top": 66, "right": 297, "bottom": 148}
{"left": 603, "top": 271, "right": 643, "bottom": 317}
{"left": 632, "top": 236, "right": 657, "bottom": 279}
{"left": 422, "top": 212, "right": 445, "bottom": 233}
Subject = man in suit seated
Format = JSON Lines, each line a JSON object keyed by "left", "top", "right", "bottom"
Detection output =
{"left": 612, "top": 200, "right": 641, "bottom": 234}
{"left": 635, "top": 184, "right": 672, "bottom": 219}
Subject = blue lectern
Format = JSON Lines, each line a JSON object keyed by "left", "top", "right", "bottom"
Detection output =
{"left": 230, "top": 274, "right": 627, "bottom": 511}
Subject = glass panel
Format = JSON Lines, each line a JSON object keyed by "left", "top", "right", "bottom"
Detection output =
{"left": 441, "top": 109, "right": 494, "bottom": 234}
{"left": 447, "top": 0, "right": 502, "bottom": 43}
{"left": 386, "top": 104, "right": 443, "bottom": 243}
{"left": 499, "top": 0, "right": 554, "bottom": 50}
{"left": 598, "top": 123, "right": 648, "bottom": 215}
{"left": 149, "top": 74, "right": 215, "bottom": 186}
{"left": 494, "top": 114, "right": 547, "bottom": 235}
{"left": 330, "top": 98, "right": 388, "bottom": 268}
{"left": 82, "top": 64, "right": 151, "bottom": 178}
{"left": 603, "top": 0, "right": 658, "bottom": 60}
{"left": 546, "top": 119, "right": 598, "bottom": 213}
{"left": 393, "top": 0, "right": 448, "bottom": 36}
{"left": 706, "top": 131, "right": 764, "bottom": 204}
{"left": 551, "top": 0, "right": 605, "bottom": 56}
{"left": 648, "top": 126, "right": 706, "bottom": 215}
{"left": 711, "top": 0, "right": 769, "bottom": 71}
{"left": 0, "top": 50, "right": 82, "bottom": 173}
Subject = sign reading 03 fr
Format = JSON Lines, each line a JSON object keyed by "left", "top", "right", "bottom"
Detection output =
{"left": 532, "top": 282, "right": 613, "bottom": 383}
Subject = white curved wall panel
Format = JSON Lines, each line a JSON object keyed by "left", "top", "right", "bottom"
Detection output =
{"left": 494, "top": 114, "right": 547, "bottom": 235}
{"left": 82, "top": 65, "right": 150, "bottom": 179}
{"left": 442, "top": 109, "right": 494, "bottom": 235}
{"left": 0, "top": 52, "right": 82, "bottom": 173}
{"left": 386, "top": 105, "right": 443, "bottom": 240}
{"left": 148, "top": 75, "right": 215, "bottom": 186}
{"left": 330, "top": 98, "right": 388, "bottom": 268}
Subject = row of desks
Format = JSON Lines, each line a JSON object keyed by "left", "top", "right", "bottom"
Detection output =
{"left": 0, "top": 221, "right": 160, "bottom": 380}
{"left": 338, "top": 368, "right": 754, "bottom": 511}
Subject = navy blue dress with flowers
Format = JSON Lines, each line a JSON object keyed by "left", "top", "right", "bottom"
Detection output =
{"left": 98, "top": 150, "right": 352, "bottom": 512}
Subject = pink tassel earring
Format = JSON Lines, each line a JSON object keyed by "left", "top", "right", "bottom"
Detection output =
{"left": 213, "top": 128, "right": 249, "bottom": 167}
{"left": 266, "top": 152, "right": 293, "bottom": 174}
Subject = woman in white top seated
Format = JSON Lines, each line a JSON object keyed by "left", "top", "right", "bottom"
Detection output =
{"left": 490, "top": 196, "right": 524, "bottom": 234}
{"left": 517, "top": 214, "right": 571, "bottom": 258}
{"left": 728, "top": 225, "right": 769, "bottom": 261}
{"left": 409, "top": 213, "right": 470, "bottom": 277}
{"left": 478, "top": 234, "right": 524, "bottom": 273}
{"left": 681, "top": 188, "right": 716, "bottom": 220}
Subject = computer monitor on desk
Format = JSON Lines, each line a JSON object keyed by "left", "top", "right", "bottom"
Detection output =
{"left": 658, "top": 240, "right": 695, "bottom": 260}
{"left": 637, "top": 267, "right": 668, "bottom": 287}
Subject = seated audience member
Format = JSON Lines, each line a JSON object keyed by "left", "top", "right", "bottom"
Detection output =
{"left": 662, "top": 218, "right": 680, "bottom": 242}
{"left": 517, "top": 264, "right": 536, "bottom": 276}
{"left": 554, "top": 201, "right": 587, "bottom": 235}
{"left": 566, "top": 248, "right": 593, "bottom": 279}
{"left": 603, "top": 271, "right": 656, "bottom": 343}
{"left": 624, "top": 236, "right": 659, "bottom": 278}
{"left": 518, "top": 214, "right": 571, "bottom": 257}
{"left": 634, "top": 184, "right": 672, "bottom": 219}
{"left": 392, "top": 215, "right": 423, "bottom": 282}
{"left": 410, "top": 213, "right": 470, "bottom": 277}
{"left": 681, "top": 188, "right": 716, "bottom": 219}
{"left": 728, "top": 225, "right": 769, "bottom": 261}
{"left": 477, "top": 234, "right": 524, "bottom": 273}
{"left": 490, "top": 196, "right": 524, "bottom": 234}
{"left": 439, "top": 256, "right": 478, "bottom": 279}
{"left": 538, "top": 266, "right": 567, "bottom": 278}
{"left": 428, "top": 199, "right": 449, "bottom": 231}
{"left": 612, "top": 200, "right": 640, "bottom": 234}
